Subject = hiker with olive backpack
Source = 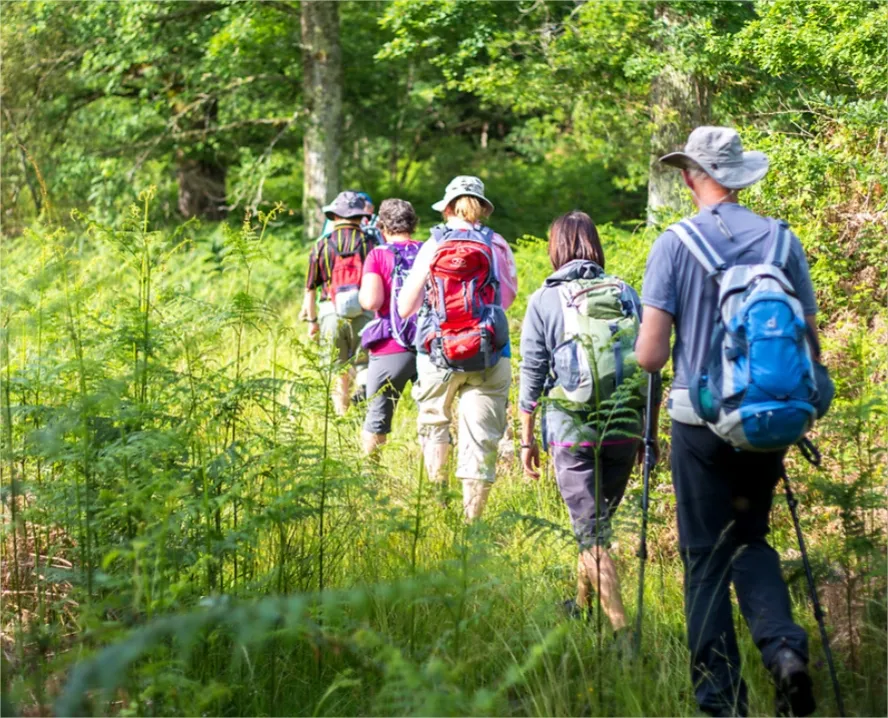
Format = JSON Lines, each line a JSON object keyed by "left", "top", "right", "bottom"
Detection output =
{"left": 636, "top": 127, "right": 835, "bottom": 717}
{"left": 300, "top": 191, "right": 375, "bottom": 416}
{"left": 398, "top": 176, "right": 518, "bottom": 521}
{"left": 519, "top": 210, "right": 659, "bottom": 633}
{"left": 358, "top": 199, "right": 423, "bottom": 457}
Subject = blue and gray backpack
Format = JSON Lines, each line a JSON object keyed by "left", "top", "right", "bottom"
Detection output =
{"left": 671, "top": 218, "right": 819, "bottom": 452}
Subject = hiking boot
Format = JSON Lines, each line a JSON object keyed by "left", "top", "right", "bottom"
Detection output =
{"left": 770, "top": 648, "right": 815, "bottom": 717}
{"left": 559, "top": 598, "right": 589, "bottom": 621}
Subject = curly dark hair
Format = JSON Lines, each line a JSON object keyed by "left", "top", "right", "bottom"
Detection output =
{"left": 377, "top": 198, "right": 419, "bottom": 235}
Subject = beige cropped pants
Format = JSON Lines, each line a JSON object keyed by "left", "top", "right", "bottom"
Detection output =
{"left": 413, "top": 354, "right": 511, "bottom": 483}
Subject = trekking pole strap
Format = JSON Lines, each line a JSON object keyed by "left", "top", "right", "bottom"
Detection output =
{"left": 797, "top": 437, "right": 821, "bottom": 467}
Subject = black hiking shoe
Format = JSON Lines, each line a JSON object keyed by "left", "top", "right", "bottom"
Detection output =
{"left": 771, "top": 648, "right": 816, "bottom": 717}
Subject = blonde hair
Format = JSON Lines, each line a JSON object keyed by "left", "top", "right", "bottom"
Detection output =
{"left": 447, "top": 196, "right": 491, "bottom": 224}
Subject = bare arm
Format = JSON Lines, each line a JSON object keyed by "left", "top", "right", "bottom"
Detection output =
{"left": 397, "top": 241, "right": 433, "bottom": 319}
{"left": 520, "top": 409, "right": 535, "bottom": 448}
{"left": 806, "top": 315, "right": 821, "bottom": 360}
{"left": 300, "top": 239, "right": 322, "bottom": 323}
{"left": 519, "top": 409, "right": 541, "bottom": 479}
{"left": 299, "top": 289, "right": 318, "bottom": 322}
{"left": 359, "top": 273, "right": 384, "bottom": 312}
{"left": 636, "top": 306, "right": 673, "bottom": 373}
{"left": 397, "top": 270, "right": 425, "bottom": 318}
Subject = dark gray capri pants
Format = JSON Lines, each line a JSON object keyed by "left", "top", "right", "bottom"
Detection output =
{"left": 364, "top": 351, "right": 417, "bottom": 435}
{"left": 550, "top": 441, "right": 639, "bottom": 549}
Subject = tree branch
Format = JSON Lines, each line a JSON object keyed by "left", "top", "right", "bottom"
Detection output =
{"left": 149, "top": 2, "right": 224, "bottom": 23}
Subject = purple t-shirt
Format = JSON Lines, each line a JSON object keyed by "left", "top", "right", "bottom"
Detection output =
{"left": 641, "top": 203, "right": 818, "bottom": 390}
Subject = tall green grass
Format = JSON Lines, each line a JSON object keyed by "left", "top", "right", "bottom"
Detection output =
{"left": 1, "top": 199, "right": 885, "bottom": 716}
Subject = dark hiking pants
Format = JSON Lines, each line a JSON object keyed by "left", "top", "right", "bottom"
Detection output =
{"left": 671, "top": 421, "right": 809, "bottom": 717}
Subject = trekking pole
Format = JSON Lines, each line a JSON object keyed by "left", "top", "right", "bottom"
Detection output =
{"left": 783, "top": 438, "right": 845, "bottom": 717}
{"left": 634, "top": 372, "right": 656, "bottom": 656}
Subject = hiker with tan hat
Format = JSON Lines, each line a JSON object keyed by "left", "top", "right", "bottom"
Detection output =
{"left": 636, "top": 127, "right": 821, "bottom": 717}
{"left": 397, "top": 176, "right": 518, "bottom": 521}
{"left": 300, "top": 190, "right": 376, "bottom": 415}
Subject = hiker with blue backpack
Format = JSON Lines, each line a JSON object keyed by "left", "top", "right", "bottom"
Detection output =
{"left": 358, "top": 199, "right": 422, "bottom": 457}
{"left": 519, "top": 210, "right": 659, "bottom": 631}
{"left": 398, "top": 176, "right": 518, "bottom": 521}
{"left": 636, "top": 127, "right": 830, "bottom": 717}
{"left": 300, "top": 190, "right": 376, "bottom": 416}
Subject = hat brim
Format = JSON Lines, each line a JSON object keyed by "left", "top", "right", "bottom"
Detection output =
{"left": 432, "top": 191, "right": 494, "bottom": 214}
{"left": 322, "top": 204, "right": 371, "bottom": 220}
{"left": 659, "top": 150, "right": 769, "bottom": 190}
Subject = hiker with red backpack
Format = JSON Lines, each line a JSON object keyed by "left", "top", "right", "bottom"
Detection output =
{"left": 358, "top": 199, "right": 422, "bottom": 457}
{"left": 300, "top": 190, "right": 375, "bottom": 416}
{"left": 519, "top": 211, "right": 659, "bottom": 631}
{"left": 398, "top": 176, "right": 518, "bottom": 521}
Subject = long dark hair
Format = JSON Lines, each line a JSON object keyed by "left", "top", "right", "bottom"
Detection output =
{"left": 547, "top": 210, "right": 605, "bottom": 271}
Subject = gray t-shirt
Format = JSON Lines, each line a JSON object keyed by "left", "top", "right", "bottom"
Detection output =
{"left": 641, "top": 203, "right": 818, "bottom": 390}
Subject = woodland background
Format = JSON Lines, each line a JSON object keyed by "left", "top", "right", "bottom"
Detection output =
{"left": 1, "top": 1, "right": 887, "bottom": 716}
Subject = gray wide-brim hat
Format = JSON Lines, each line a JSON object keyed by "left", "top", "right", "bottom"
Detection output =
{"left": 322, "top": 190, "right": 372, "bottom": 220}
{"left": 431, "top": 175, "right": 494, "bottom": 213}
{"left": 659, "top": 126, "right": 769, "bottom": 190}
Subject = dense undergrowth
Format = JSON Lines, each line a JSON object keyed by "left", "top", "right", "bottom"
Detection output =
{"left": 1, "top": 181, "right": 886, "bottom": 717}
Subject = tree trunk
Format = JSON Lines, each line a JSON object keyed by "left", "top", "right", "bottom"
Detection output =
{"left": 646, "top": 7, "right": 710, "bottom": 224}
{"left": 301, "top": 0, "right": 342, "bottom": 240}
{"left": 177, "top": 98, "right": 227, "bottom": 220}
{"left": 177, "top": 157, "right": 227, "bottom": 220}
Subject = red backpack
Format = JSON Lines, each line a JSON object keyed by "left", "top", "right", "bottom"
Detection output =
{"left": 418, "top": 225, "right": 509, "bottom": 371}
{"left": 328, "top": 227, "right": 367, "bottom": 318}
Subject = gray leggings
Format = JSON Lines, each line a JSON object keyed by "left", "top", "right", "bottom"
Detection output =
{"left": 364, "top": 352, "right": 417, "bottom": 434}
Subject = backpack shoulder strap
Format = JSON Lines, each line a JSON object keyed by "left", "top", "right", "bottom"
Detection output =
{"left": 477, "top": 225, "right": 495, "bottom": 246}
{"left": 430, "top": 224, "right": 450, "bottom": 244}
{"left": 388, "top": 243, "right": 413, "bottom": 273}
{"left": 765, "top": 219, "right": 791, "bottom": 269}
{"left": 669, "top": 220, "right": 728, "bottom": 279}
